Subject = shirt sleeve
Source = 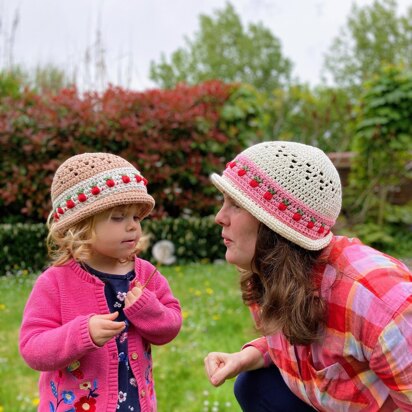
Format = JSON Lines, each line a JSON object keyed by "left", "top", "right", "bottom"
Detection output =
{"left": 238, "top": 303, "right": 272, "bottom": 367}
{"left": 370, "top": 301, "right": 412, "bottom": 409}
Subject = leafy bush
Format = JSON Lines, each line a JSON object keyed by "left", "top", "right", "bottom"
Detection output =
{"left": 0, "top": 81, "right": 263, "bottom": 222}
{"left": 0, "top": 216, "right": 226, "bottom": 275}
{"left": 0, "top": 223, "right": 48, "bottom": 275}
{"left": 345, "top": 65, "right": 412, "bottom": 250}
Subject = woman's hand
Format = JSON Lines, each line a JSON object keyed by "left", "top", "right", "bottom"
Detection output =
{"left": 204, "top": 346, "right": 264, "bottom": 387}
{"left": 88, "top": 311, "right": 125, "bottom": 347}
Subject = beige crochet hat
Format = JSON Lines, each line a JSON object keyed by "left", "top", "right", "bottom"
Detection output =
{"left": 50, "top": 153, "right": 155, "bottom": 233}
{"left": 211, "top": 141, "right": 342, "bottom": 250}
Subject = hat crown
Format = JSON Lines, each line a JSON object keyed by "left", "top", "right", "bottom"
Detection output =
{"left": 242, "top": 141, "right": 342, "bottom": 222}
{"left": 51, "top": 153, "right": 135, "bottom": 202}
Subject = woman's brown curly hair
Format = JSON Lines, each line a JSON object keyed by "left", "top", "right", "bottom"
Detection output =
{"left": 240, "top": 223, "right": 326, "bottom": 345}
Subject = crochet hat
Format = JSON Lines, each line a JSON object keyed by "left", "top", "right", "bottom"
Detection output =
{"left": 211, "top": 141, "right": 342, "bottom": 250}
{"left": 50, "top": 153, "right": 155, "bottom": 233}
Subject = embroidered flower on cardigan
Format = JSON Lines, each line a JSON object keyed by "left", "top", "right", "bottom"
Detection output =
{"left": 49, "top": 370, "right": 99, "bottom": 412}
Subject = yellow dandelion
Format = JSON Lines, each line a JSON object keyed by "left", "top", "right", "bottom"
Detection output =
{"left": 182, "top": 310, "right": 189, "bottom": 320}
{"left": 0, "top": 405, "right": 4, "bottom": 412}
{"left": 205, "top": 287, "right": 214, "bottom": 295}
{"left": 32, "top": 398, "right": 40, "bottom": 406}
{"left": 212, "top": 314, "right": 220, "bottom": 321}
{"left": 0, "top": 304, "right": 6, "bottom": 311}
{"left": 194, "top": 290, "right": 202, "bottom": 297}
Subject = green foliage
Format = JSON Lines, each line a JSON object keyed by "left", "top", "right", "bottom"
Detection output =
{"left": 149, "top": 3, "right": 292, "bottom": 94}
{"left": 347, "top": 65, "right": 412, "bottom": 249}
{"left": 264, "top": 84, "right": 354, "bottom": 152}
{"left": 140, "top": 215, "right": 225, "bottom": 264}
{"left": 0, "top": 223, "right": 48, "bottom": 275}
{"left": 0, "top": 67, "right": 26, "bottom": 98}
{"left": 0, "top": 216, "right": 226, "bottom": 275}
{"left": 323, "top": 0, "right": 412, "bottom": 93}
{"left": 0, "top": 263, "right": 252, "bottom": 411}
{"left": 0, "top": 80, "right": 261, "bottom": 221}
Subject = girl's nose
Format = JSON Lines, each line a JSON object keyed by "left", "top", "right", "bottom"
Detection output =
{"left": 126, "top": 218, "right": 139, "bottom": 231}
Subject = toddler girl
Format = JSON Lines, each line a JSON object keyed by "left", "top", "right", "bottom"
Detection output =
{"left": 19, "top": 153, "right": 182, "bottom": 412}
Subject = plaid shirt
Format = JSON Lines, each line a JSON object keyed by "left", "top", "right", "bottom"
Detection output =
{"left": 247, "top": 236, "right": 412, "bottom": 411}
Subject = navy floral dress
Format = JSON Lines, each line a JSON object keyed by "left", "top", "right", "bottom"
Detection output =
{"left": 84, "top": 264, "right": 140, "bottom": 412}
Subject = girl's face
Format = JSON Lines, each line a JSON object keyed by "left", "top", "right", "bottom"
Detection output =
{"left": 215, "top": 194, "right": 260, "bottom": 271}
{"left": 88, "top": 205, "right": 142, "bottom": 270}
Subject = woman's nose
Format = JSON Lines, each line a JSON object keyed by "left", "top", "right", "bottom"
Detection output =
{"left": 215, "top": 205, "right": 228, "bottom": 226}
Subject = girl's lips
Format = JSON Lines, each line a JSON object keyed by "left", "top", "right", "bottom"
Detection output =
{"left": 122, "top": 240, "right": 136, "bottom": 246}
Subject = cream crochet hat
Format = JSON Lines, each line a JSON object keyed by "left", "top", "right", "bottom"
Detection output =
{"left": 50, "top": 153, "right": 155, "bottom": 233}
{"left": 211, "top": 141, "right": 342, "bottom": 250}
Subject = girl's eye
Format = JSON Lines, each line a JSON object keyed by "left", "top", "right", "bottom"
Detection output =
{"left": 133, "top": 216, "right": 140, "bottom": 221}
{"left": 111, "top": 216, "right": 124, "bottom": 222}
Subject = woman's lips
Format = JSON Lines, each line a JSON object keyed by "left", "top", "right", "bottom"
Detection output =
{"left": 222, "top": 236, "right": 232, "bottom": 246}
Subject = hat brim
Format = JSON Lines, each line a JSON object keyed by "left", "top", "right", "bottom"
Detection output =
{"left": 53, "top": 191, "right": 155, "bottom": 234}
{"left": 211, "top": 173, "right": 332, "bottom": 251}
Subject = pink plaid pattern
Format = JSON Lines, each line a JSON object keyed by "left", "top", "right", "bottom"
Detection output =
{"left": 246, "top": 236, "right": 412, "bottom": 411}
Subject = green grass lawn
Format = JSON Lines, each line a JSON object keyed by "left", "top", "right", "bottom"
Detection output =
{"left": 0, "top": 263, "right": 256, "bottom": 412}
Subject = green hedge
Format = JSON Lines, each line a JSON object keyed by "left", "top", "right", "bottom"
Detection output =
{"left": 0, "top": 216, "right": 225, "bottom": 275}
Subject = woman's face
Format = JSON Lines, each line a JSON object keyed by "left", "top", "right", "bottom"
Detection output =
{"left": 215, "top": 194, "right": 260, "bottom": 271}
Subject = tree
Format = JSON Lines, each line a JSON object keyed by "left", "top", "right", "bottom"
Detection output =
{"left": 323, "top": 0, "right": 412, "bottom": 92}
{"left": 344, "top": 65, "right": 412, "bottom": 252}
{"left": 149, "top": 2, "right": 292, "bottom": 94}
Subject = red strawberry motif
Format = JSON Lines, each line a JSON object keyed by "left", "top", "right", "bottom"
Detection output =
{"left": 307, "top": 218, "right": 316, "bottom": 229}
{"left": 53, "top": 213, "right": 59, "bottom": 221}
{"left": 122, "top": 175, "right": 130, "bottom": 184}
{"left": 263, "top": 188, "right": 276, "bottom": 201}
{"left": 237, "top": 167, "right": 248, "bottom": 177}
{"left": 249, "top": 176, "right": 262, "bottom": 188}
{"left": 57, "top": 207, "right": 64, "bottom": 215}
{"left": 77, "top": 192, "right": 87, "bottom": 202}
{"left": 227, "top": 161, "right": 237, "bottom": 169}
{"left": 293, "top": 209, "right": 303, "bottom": 221}
{"left": 142, "top": 177, "right": 148, "bottom": 186}
{"left": 278, "top": 199, "right": 289, "bottom": 211}
{"left": 318, "top": 224, "right": 325, "bottom": 234}
{"left": 91, "top": 186, "right": 100, "bottom": 195}
{"left": 66, "top": 199, "right": 75, "bottom": 209}
{"left": 135, "top": 174, "right": 142, "bottom": 183}
{"left": 250, "top": 180, "right": 258, "bottom": 188}
{"left": 106, "top": 178, "right": 115, "bottom": 187}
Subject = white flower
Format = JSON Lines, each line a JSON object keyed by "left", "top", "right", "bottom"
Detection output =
{"left": 152, "top": 240, "right": 176, "bottom": 265}
{"left": 118, "top": 391, "right": 127, "bottom": 403}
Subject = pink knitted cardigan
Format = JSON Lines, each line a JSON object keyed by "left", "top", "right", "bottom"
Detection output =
{"left": 19, "top": 258, "right": 182, "bottom": 412}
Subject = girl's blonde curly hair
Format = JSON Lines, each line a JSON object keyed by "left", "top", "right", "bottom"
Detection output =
{"left": 46, "top": 205, "right": 149, "bottom": 267}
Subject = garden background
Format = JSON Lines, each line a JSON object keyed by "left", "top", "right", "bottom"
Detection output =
{"left": 0, "top": 1, "right": 411, "bottom": 411}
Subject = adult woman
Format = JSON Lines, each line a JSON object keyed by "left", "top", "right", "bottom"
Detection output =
{"left": 204, "top": 141, "right": 412, "bottom": 411}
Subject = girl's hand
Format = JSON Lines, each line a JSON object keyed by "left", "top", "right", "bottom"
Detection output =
{"left": 125, "top": 283, "right": 143, "bottom": 308}
{"left": 88, "top": 311, "right": 125, "bottom": 347}
{"left": 204, "top": 347, "right": 264, "bottom": 387}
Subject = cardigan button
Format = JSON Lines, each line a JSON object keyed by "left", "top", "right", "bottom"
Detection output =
{"left": 131, "top": 352, "right": 138, "bottom": 360}
{"left": 140, "top": 390, "right": 146, "bottom": 398}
